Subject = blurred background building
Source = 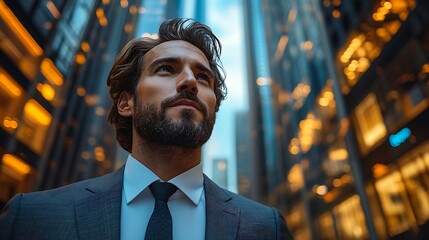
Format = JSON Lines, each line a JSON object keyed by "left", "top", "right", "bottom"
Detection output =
{"left": 1, "top": 0, "right": 429, "bottom": 239}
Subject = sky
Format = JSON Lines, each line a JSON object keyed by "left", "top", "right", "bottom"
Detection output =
{"left": 202, "top": 0, "right": 248, "bottom": 193}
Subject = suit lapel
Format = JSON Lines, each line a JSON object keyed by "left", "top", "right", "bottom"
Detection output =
{"left": 204, "top": 175, "right": 240, "bottom": 240}
{"left": 75, "top": 166, "right": 124, "bottom": 240}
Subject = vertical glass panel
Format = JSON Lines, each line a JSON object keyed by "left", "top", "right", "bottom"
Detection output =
{"left": 353, "top": 93, "right": 387, "bottom": 154}
{"left": 333, "top": 195, "right": 368, "bottom": 239}
{"left": 16, "top": 100, "right": 52, "bottom": 154}
{"left": 0, "top": 68, "right": 25, "bottom": 134}
{"left": 33, "top": 0, "right": 58, "bottom": 37}
{"left": 375, "top": 171, "right": 416, "bottom": 236}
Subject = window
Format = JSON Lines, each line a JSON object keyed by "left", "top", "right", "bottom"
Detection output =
{"left": 333, "top": 195, "right": 368, "bottom": 239}
{"left": 0, "top": 1, "right": 43, "bottom": 79}
{"left": 0, "top": 68, "right": 25, "bottom": 134}
{"left": 0, "top": 154, "right": 35, "bottom": 208}
{"left": 375, "top": 171, "right": 416, "bottom": 236}
{"left": 353, "top": 93, "right": 387, "bottom": 154}
{"left": 16, "top": 99, "right": 52, "bottom": 154}
{"left": 399, "top": 142, "right": 429, "bottom": 225}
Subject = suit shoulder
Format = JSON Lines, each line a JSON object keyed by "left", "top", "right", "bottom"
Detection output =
{"left": 21, "top": 167, "right": 123, "bottom": 203}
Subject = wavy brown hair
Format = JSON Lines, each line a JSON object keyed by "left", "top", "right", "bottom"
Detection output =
{"left": 107, "top": 18, "right": 227, "bottom": 152}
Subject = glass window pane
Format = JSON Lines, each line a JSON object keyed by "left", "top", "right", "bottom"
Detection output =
{"left": 0, "top": 2, "right": 43, "bottom": 79}
{"left": 375, "top": 171, "right": 416, "bottom": 236}
{"left": 353, "top": 92, "right": 387, "bottom": 154}
{"left": 0, "top": 154, "right": 36, "bottom": 208}
{"left": 0, "top": 68, "right": 25, "bottom": 134}
{"left": 16, "top": 99, "right": 52, "bottom": 154}
{"left": 333, "top": 195, "right": 368, "bottom": 239}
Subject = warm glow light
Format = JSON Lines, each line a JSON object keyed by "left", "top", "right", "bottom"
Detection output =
{"left": 81, "top": 41, "right": 90, "bottom": 52}
{"left": 99, "top": 17, "right": 108, "bottom": 26}
{"left": 94, "top": 146, "right": 105, "bottom": 161}
{"left": 329, "top": 148, "right": 349, "bottom": 161}
{"left": 319, "top": 98, "right": 330, "bottom": 107}
{"left": 75, "top": 53, "right": 86, "bottom": 65}
{"left": 332, "top": 9, "right": 341, "bottom": 18}
{"left": 289, "top": 145, "right": 300, "bottom": 155}
{"left": 0, "top": 70, "right": 22, "bottom": 97}
{"left": 373, "top": 163, "right": 389, "bottom": 179}
{"left": 76, "top": 87, "right": 86, "bottom": 96}
{"left": 288, "top": 164, "right": 304, "bottom": 192}
{"left": 120, "top": 0, "right": 128, "bottom": 8}
{"left": 46, "top": 1, "right": 60, "bottom": 19}
{"left": 96, "top": 8, "right": 104, "bottom": 18}
{"left": 3, "top": 116, "right": 19, "bottom": 129}
{"left": 0, "top": 0, "right": 43, "bottom": 56}
{"left": 41, "top": 58, "right": 64, "bottom": 86}
{"left": 256, "top": 77, "right": 272, "bottom": 86}
{"left": 37, "top": 83, "right": 55, "bottom": 101}
{"left": 102, "top": 0, "right": 110, "bottom": 5}
{"left": 316, "top": 185, "right": 328, "bottom": 195}
{"left": 2, "top": 154, "right": 31, "bottom": 175}
{"left": 129, "top": 5, "right": 137, "bottom": 14}
{"left": 23, "top": 99, "right": 52, "bottom": 126}
{"left": 124, "top": 23, "right": 133, "bottom": 33}
{"left": 275, "top": 35, "right": 288, "bottom": 61}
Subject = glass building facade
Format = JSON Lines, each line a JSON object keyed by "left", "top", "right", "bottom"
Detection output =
{"left": 243, "top": 0, "right": 429, "bottom": 239}
{"left": 0, "top": 0, "right": 144, "bottom": 208}
{"left": 0, "top": 0, "right": 208, "bottom": 209}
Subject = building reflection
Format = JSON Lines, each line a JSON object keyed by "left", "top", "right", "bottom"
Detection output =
{"left": 242, "top": 0, "right": 429, "bottom": 239}
{"left": 0, "top": 0, "right": 142, "bottom": 208}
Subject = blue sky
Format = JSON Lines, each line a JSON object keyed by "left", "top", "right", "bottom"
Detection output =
{"left": 203, "top": 0, "right": 248, "bottom": 192}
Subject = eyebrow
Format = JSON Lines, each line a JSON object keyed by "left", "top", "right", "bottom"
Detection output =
{"left": 148, "top": 57, "right": 215, "bottom": 79}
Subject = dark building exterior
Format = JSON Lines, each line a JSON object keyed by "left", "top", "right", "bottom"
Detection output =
{"left": 0, "top": 0, "right": 141, "bottom": 208}
{"left": 0, "top": 0, "right": 209, "bottom": 209}
{"left": 242, "top": 0, "right": 429, "bottom": 239}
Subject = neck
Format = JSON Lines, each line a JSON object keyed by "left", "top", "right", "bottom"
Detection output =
{"left": 131, "top": 137, "right": 202, "bottom": 181}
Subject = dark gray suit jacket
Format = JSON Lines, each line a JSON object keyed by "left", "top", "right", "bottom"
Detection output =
{"left": 0, "top": 166, "right": 293, "bottom": 239}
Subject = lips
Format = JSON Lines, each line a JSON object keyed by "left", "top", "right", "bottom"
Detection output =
{"left": 169, "top": 99, "right": 202, "bottom": 111}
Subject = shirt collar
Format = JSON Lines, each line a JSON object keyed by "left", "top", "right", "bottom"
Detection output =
{"left": 123, "top": 154, "right": 204, "bottom": 206}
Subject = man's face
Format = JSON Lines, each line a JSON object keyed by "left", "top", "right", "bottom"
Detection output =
{"left": 133, "top": 40, "right": 217, "bottom": 148}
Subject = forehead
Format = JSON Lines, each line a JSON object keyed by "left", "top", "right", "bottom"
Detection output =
{"left": 144, "top": 40, "right": 210, "bottom": 67}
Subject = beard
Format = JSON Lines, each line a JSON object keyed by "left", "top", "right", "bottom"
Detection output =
{"left": 133, "top": 92, "right": 216, "bottom": 148}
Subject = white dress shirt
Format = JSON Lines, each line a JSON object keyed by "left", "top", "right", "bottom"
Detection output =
{"left": 120, "top": 154, "right": 206, "bottom": 240}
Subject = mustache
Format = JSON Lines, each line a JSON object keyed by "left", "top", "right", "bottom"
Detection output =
{"left": 161, "top": 92, "right": 208, "bottom": 116}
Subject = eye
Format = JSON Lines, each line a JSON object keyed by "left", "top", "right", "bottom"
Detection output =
{"left": 196, "top": 74, "right": 210, "bottom": 84}
{"left": 156, "top": 65, "right": 173, "bottom": 74}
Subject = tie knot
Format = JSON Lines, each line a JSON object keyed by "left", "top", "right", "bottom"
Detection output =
{"left": 149, "top": 182, "right": 178, "bottom": 202}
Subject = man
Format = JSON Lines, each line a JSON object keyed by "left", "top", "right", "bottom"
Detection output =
{"left": 0, "top": 18, "right": 293, "bottom": 240}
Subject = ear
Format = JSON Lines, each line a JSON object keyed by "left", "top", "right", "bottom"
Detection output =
{"left": 117, "top": 92, "right": 134, "bottom": 117}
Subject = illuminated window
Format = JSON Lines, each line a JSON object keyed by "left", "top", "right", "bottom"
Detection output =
{"left": 0, "top": 68, "right": 25, "bottom": 134}
{"left": 375, "top": 171, "right": 416, "bottom": 236}
{"left": 0, "top": 0, "right": 43, "bottom": 79}
{"left": 0, "top": 154, "right": 35, "bottom": 206}
{"left": 401, "top": 158, "right": 429, "bottom": 224}
{"left": 333, "top": 195, "right": 368, "bottom": 239}
{"left": 16, "top": 99, "right": 52, "bottom": 154}
{"left": 353, "top": 93, "right": 387, "bottom": 154}
{"left": 399, "top": 142, "right": 429, "bottom": 225}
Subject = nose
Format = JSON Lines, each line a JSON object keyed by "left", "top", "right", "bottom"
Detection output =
{"left": 176, "top": 67, "right": 198, "bottom": 95}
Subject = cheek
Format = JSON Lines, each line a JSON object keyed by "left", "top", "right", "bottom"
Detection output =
{"left": 136, "top": 79, "right": 173, "bottom": 103}
{"left": 200, "top": 89, "right": 217, "bottom": 111}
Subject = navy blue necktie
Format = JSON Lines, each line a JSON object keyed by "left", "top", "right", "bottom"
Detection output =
{"left": 145, "top": 182, "right": 178, "bottom": 240}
